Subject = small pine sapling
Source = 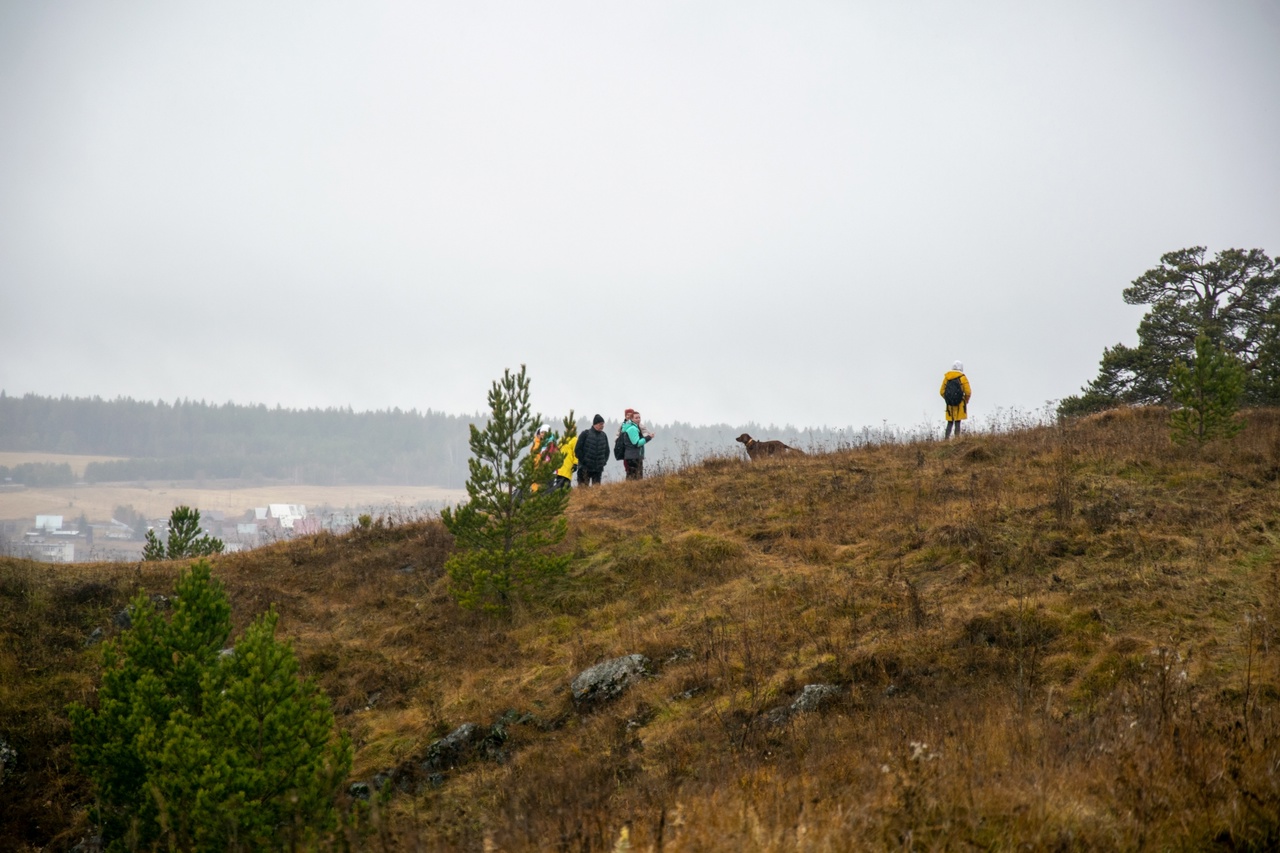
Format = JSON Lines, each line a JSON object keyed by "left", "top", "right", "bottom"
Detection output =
{"left": 1169, "top": 334, "right": 1247, "bottom": 445}
{"left": 440, "top": 366, "right": 571, "bottom": 612}
{"left": 142, "top": 506, "right": 224, "bottom": 561}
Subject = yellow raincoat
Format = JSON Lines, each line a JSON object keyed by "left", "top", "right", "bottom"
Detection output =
{"left": 940, "top": 370, "right": 971, "bottom": 422}
{"left": 556, "top": 434, "right": 579, "bottom": 480}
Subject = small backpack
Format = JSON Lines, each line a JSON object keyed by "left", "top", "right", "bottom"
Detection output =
{"left": 943, "top": 375, "right": 965, "bottom": 407}
{"left": 613, "top": 431, "right": 627, "bottom": 461}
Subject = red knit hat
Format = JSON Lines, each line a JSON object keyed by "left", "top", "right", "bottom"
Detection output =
{"left": 624, "top": 408, "right": 636, "bottom": 418}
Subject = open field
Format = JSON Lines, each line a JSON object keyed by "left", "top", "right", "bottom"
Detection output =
{"left": 0, "top": 482, "right": 466, "bottom": 522}
{"left": 0, "top": 451, "right": 126, "bottom": 478}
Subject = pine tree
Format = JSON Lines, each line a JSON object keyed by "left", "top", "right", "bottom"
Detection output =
{"left": 440, "top": 366, "right": 570, "bottom": 612}
{"left": 1169, "top": 334, "right": 1247, "bottom": 444}
{"left": 69, "top": 561, "right": 350, "bottom": 851}
{"left": 142, "top": 505, "right": 224, "bottom": 561}
{"left": 69, "top": 561, "right": 231, "bottom": 848}
{"left": 1060, "top": 247, "right": 1278, "bottom": 416}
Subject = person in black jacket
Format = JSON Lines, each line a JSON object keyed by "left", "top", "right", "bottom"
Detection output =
{"left": 575, "top": 414, "right": 611, "bottom": 486}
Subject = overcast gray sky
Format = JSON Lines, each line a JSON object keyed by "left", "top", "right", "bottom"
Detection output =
{"left": 2, "top": 1, "right": 1277, "bottom": 433}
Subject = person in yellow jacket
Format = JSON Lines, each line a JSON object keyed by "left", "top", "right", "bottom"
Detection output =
{"left": 550, "top": 432, "right": 579, "bottom": 491}
{"left": 940, "top": 360, "right": 971, "bottom": 438}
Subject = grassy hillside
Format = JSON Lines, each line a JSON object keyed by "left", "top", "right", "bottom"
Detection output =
{"left": 3, "top": 407, "right": 1279, "bottom": 851}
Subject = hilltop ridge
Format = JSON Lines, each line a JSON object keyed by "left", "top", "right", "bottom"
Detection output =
{"left": 2, "top": 406, "right": 1278, "bottom": 850}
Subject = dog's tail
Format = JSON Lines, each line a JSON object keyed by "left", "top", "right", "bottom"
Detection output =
{"left": 785, "top": 444, "right": 806, "bottom": 455}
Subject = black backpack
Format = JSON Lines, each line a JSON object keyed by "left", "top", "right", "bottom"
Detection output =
{"left": 613, "top": 431, "right": 627, "bottom": 461}
{"left": 943, "top": 375, "right": 966, "bottom": 407}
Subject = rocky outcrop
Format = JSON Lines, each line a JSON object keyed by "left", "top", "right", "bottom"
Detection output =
{"left": 765, "top": 683, "right": 842, "bottom": 726}
{"left": 423, "top": 722, "right": 482, "bottom": 772}
{"left": 0, "top": 736, "right": 15, "bottom": 786}
{"left": 571, "top": 654, "right": 650, "bottom": 707}
{"left": 112, "top": 594, "right": 171, "bottom": 630}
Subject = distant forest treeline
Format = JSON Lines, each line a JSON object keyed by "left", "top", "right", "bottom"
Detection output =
{"left": 0, "top": 392, "right": 929, "bottom": 488}
{"left": 0, "top": 393, "right": 476, "bottom": 487}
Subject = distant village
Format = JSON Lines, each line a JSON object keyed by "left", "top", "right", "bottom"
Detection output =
{"left": 2, "top": 504, "right": 371, "bottom": 563}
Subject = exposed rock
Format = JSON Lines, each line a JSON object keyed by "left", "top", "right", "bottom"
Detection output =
{"left": 764, "top": 683, "right": 842, "bottom": 726}
{"left": 571, "top": 654, "right": 650, "bottom": 706}
{"left": 349, "top": 781, "right": 371, "bottom": 800}
{"left": 0, "top": 736, "right": 16, "bottom": 785}
{"left": 113, "top": 595, "right": 171, "bottom": 630}
{"left": 790, "top": 683, "right": 841, "bottom": 713}
{"left": 422, "top": 722, "right": 480, "bottom": 772}
{"left": 84, "top": 627, "right": 104, "bottom": 647}
{"left": 69, "top": 836, "right": 102, "bottom": 853}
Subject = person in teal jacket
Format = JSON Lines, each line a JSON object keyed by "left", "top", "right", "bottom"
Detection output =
{"left": 619, "top": 408, "right": 655, "bottom": 480}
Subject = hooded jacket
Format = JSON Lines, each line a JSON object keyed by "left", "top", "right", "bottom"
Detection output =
{"left": 556, "top": 434, "right": 579, "bottom": 480}
{"left": 940, "top": 371, "right": 971, "bottom": 421}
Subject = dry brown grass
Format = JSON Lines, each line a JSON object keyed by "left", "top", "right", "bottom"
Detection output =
{"left": 3, "top": 407, "right": 1280, "bottom": 850}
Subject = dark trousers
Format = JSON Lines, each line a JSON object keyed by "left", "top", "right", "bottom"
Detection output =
{"left": 624, "top": 459, "right": 644, "bottom": 480}
{"left": 945, "top": 420, "right": 962, "bottom": 438}
{"left": 577, "top": 468, "right": 603, "bottom": 486}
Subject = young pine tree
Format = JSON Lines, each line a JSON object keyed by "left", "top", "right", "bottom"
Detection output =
{"left": 69, "top": 561, "right": 350, "bottom": 851}
{"left": 1169, "top": 333, "right": 1247, "bottom": 444}
{"left": 143, "top": 505, "right": 224, "bottom": 561}
{"left": 69, "top": 561, "right": 232, "bottom": 847}
{"left": 440, "top": 366, "right": 570, "bottom": 612}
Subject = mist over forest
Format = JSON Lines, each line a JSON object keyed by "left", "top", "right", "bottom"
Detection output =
{"left": 0, "top": 392, "right": 921, "bottom": 488}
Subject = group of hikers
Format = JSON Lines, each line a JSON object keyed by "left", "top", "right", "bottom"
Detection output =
{"left": 531, "top": 407, "right": 656, "bottom": 490}
{"left": 529, "top": 362, "right": 970, "bottom": 490}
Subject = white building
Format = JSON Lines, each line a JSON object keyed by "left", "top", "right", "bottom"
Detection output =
{"left": 28, "top": 540, "right": 75, "bottom": 563}
{"left": 267, "top": 504, "right": 308, "bottom": 530}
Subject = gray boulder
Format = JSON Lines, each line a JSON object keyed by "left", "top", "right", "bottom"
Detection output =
{"left": 422, "top": 723, "right": 480, "bottom": 772}
{"left": 765, "top": 683, "right": 842, "bottom": 726}
{"left": 571, "top": 654, "right": 650, "bottom": 706}
{"left": 790, "top": 683, "right": 841, "bottom": 713}
{"left": 0, "top": 736, "right": 15, "bottom": 785}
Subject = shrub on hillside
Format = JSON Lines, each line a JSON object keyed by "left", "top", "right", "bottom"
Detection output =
{"left": 69, "top": 561, "right": 351, "bottom": 850}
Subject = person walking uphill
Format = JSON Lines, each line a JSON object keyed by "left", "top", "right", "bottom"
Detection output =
{"left": 940, "top": 361, "right": 971, "bottom": 438}
{"left": 576, "top": 414, "right": 611, "bottom": 486}
{"left": 619, "top": 408, "right": 655, "bottom": 481}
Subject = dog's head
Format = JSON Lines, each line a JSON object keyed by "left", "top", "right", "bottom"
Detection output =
{"left": 735, "top": 433, "right": 753, "bottom": 445}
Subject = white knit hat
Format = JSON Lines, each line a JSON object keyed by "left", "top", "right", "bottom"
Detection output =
{"left": 952, "top": 360, "right": 964, "bottom": 372}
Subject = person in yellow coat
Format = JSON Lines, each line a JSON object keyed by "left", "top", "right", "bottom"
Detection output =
{"left": 940, "top": 360, "right": 971, "bottom": 438}
{"left": 550, "top": 431, "right": 579, "bottom": 491}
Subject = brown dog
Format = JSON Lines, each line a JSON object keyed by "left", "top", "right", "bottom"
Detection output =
{"left": 736, "top": 433, "right": 806, "bottom": 460}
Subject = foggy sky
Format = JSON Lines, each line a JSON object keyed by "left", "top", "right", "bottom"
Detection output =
{"left": 2, "top": 1, "right": 1278, "bottom": 434}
